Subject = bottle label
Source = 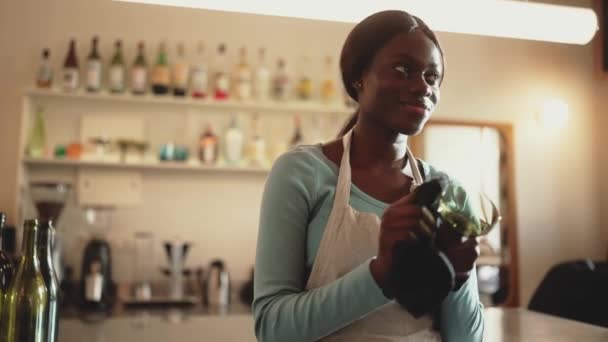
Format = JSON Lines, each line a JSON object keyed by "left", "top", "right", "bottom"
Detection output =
{"left": 273, "top": 75, "right": 289, "bottom": 100}
{"left": 235, "top": 69, "right": 252, "bottom": 100}
{"left": 85, "top": 273, "right": 103, "bottom": 301}
{"left": 62, "top": 68, "right": 79, "bottom": 91}
{"left": 255, "top": 68, "right": 270, "bottom": 100}
{"left": 201, "top": 140, "right": 216, "bottom": 163}
{"left": 87, "top": 60, "right": 102, "bottom": 90}
{"left": 173, "top": 63, "right": 189, "bottom": 88}
{"left": 152, "top": 66, "right": 170, "bottom": 86}
{"left": 37, "top": 65, "right": 53, "bottom": 87}
{"left": 109, "top": 66, "right": 125, "bottom": 91}
{"left": 215, "top": 73, "right": 230, "bottom": 93}
{"left": 131, "top": 67, "right": 147, "bottom": 92}
{"left": 191, "top": 67, "right": 208, "bottom": 96}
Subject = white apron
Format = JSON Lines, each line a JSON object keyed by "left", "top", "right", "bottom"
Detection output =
{"left": 305, "top": 129, "right": 441, "bottom": 342}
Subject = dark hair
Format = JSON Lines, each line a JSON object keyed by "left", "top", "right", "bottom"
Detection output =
{"left": 337, "top": 10, "right": 445, "bottom": 137}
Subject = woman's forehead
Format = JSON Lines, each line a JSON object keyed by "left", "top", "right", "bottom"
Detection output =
{"left": 374, "top": 30, "right": 443, "bottom": 68}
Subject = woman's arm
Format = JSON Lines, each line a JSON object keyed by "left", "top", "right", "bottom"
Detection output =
{"left": 440, "top": 271, "right": 485, "bottom": 341}
{"left": 253, "top": 151, "right": 389, "bottom": 342}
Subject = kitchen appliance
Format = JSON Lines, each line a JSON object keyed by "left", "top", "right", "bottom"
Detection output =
{"left": 163, "top": 240, "right": 191, "bottom": 299}
{"left": 78, "top": 207, "right": 115, "bottom": 313}
{"left": 204, "top": 259, "right": 231, "bottom": 309}
{"left": 29, "top": 181, "right": 71, "bottom": 283}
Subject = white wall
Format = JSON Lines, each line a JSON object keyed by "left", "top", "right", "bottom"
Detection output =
{"left": 0, "top": 0, "right": 605, "bottom": 306}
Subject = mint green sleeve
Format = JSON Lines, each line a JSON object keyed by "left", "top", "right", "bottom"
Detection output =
{"left": 440, "top": 181, "right": 484, "bottom": 342}
{"left": 253, "top": 151, "right": 389, "bottom": 342}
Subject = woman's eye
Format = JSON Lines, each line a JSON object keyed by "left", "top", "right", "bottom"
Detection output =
{"left": 394, "top": 65, "right": 409, "bottom": 76}
{"left": 425, "top": 72, "right": 441, "bottom": 84}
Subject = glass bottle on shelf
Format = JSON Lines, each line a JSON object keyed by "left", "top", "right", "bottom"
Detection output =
{"left": 213, "top": 43, "right": 230, "bottom": 100}
{"left": 190, "top": 42, "right": 209, "bottom": 99}
{"left": 199, "top": 123, "right": 219, "bottom": 165}
{"left": 36, "top": 49, "right": 53, "bottom": 89}
{"left": 296, "top": 55, "right": 313, "bottom": 101}
{"left": 151, "top": 42, "right": 170, "bottom": 95}
{"left": 86, "top": 36, "right": 102, "bottom": 93}
{"left": 109, "top": 40, "right": 126, "bottom": 93}
{"left": 27, "top": 106, "right": 47, "bottom": 158}
{"left": 248, "top": 114, "right": 267, "bottom": 166}
{"left": 233, "top": 47, "right": 252, "bottom": 101}
{"left": 37, "top": 221, "right": 59, "bottom": 342}
{"left": 224, "top": 116, "right": 243, "bottom": 165}
{"left": 131, "top": 41, "right": 148, "bottom": 95}
{"left": 3, "top": 219, "right": 48, "bottom": 342}
{"left": 290, "top": 114, "right": 304, "bottom": 148}
{"left": 62, "top": 39, "right": 80, "bottom": 92}
{"left": 254, "top": 48, "right": 270, "bottom": 101}
{"left": 272, "top": 58, "right": 290, "bottom": 101}
{"left": 320, "top": 55, "right": 337, "bottom": 104}
{"left": 172, "top": 42, "right": 189, "bottom": 97}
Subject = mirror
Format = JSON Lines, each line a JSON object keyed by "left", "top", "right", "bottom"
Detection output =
{"left": 410, "top": 119, "right": 519, "bottom": 307}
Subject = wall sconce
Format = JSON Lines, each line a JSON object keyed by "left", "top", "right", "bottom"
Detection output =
{"left": 537, "top": 98, "right": 569, "bottom": 129}
{"left": 114, "top": 0, "right": 598, "bottom": 45}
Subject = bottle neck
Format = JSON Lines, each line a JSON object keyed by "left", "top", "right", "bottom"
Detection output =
{"left": 21, "top": 222, "right": 40, "bottom": 262}
{"left": 37, "top": 223, "right": 54, "bottom": 261}
{"left": 0, "top": 215, "right": 5, "bottom": 251}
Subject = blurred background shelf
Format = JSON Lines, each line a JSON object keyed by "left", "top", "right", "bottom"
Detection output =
{"left": 23, "top": 157, "right": 271, "bottom": 174}
{"left": 25, "top": 88, "right": 353, "bottom": 115}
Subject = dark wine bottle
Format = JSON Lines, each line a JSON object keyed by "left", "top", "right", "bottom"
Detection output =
{"left": 0, "top": 213, "right": 16, "bottom": 326}
{"left": 3, "top": 219, "right": 48, "bottom": 342}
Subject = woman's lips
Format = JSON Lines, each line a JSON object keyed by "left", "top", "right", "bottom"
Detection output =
{"left": 400, "top": 103, "right": 428, "bottom": 116}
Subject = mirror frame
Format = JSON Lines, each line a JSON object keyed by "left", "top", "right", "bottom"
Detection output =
{"left": 410, "top": 119, "right": 520, "bottom": 307}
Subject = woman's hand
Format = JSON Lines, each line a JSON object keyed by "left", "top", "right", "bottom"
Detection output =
{"left": 370, "top": 193, "right": 436, "bottom": 289}
{"left": 435, "top": 226, "right": 480, "bottom": 288}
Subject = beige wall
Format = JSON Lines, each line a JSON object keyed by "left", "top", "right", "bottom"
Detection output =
{"left": 0, "top": 0, "right": 605, "bottom": 307}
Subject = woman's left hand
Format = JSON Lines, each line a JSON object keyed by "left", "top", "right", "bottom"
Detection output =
{"left": 435, "top": 226, "right": 480, "bottom": 288}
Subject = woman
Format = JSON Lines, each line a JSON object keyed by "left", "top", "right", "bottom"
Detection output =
{"left": 254, "top": 10, "right": 484, "bottom": 342}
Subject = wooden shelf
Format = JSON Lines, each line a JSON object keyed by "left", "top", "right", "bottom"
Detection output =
{"left": 23, "top": 157, "right": 271, "bottom": 174}
{"left": 25, "top": 88, "right": 353, "bottom": 115}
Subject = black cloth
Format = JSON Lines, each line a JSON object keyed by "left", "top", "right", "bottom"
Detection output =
{"left": 528, "top": 260, "right": 608, "bottom": 327}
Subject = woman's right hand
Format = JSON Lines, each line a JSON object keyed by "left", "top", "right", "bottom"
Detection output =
{"left": 370, "top": 192, "right": 436, "bottom": 289}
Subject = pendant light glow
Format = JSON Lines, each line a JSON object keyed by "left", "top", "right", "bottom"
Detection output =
{"left": 113, "top": 0, "right": 598, "bottom": 45}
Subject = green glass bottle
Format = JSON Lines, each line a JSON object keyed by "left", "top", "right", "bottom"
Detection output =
{"left": 27, "top": 107, "right": 47, "bottom": 158}
{"left": 3, "top": 219, "right": 48, "bottom": 342}
{"left": 38, "top": 221, "right": 59, "bottom": 342}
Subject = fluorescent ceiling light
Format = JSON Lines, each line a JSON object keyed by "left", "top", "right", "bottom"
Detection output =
{"left": 114, "top": 0, "right": 598, "bottom": 45}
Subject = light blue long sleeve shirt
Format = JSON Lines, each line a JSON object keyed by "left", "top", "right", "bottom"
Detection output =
{"left": 253, "top": 145, "right": 484, "bottom": 342}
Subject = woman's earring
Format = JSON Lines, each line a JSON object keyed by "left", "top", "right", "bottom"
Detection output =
{"left": 353, "top": 81, "right": 362, "bottom": 89}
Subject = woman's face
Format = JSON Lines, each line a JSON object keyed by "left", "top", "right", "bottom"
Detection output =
{"left": 357, "top": 29, "right": 443, "bottom": 136}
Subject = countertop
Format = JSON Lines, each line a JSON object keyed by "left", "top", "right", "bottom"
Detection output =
{"left": 58, "top": 307, "right": 608, "bottom": 341}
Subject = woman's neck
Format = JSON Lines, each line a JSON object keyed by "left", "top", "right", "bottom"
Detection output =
{"left": 350, "top": 120, "right": 408, "bottom": 171}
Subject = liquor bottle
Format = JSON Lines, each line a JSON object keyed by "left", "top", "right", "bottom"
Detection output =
{"left": 290, "top": 114, "right": 304, "bottom": 148}
{"left": 213, "top": 43, "right": 230, "bottom": 100}
{"left": 224, "top": 117, "right": 243, "bottom": 165}
{"left": 62, "top": 39, "right": 79, "bottom": 92}
{"left": 254, "top": 48, "right": 270, "bottom": 101}
{"left": 3, "top": 219, "right": 48, "bottom": 342}
{"left": 320, "top": 55, "right": 336, "bottom": 103}
{"left": 36, "top": 49, "right": 53, "bottom": 89}
{"left": 296, "top": 55, "right": 313, "bottom": 101}
{"left": 151, "top": 42, "right": 170, "bottom": 95}
{"left": 233, "top": 47, "right": 252, "bottom": 101}
{"left": 108, "top": 40, "right": 126, "bottom": 93}
{"left": 131, "top": 41, "right": 148, "bottom": 95}
{"left": 27, "top": 106, "right": 47, "bottom": 158}
{"left": 85, "top": 36, "right": 102, "bottom": 93}
{"left": 0, "top": 213, "right": 15, "bottom": 323}
{"left": 272, "top": 58, "right": 290, "bottom": 101}
{"left": 199, "top": 124, "right": 219, "bottom": 164}
{"left": 172, "top": 42, "right": 189, "bottom": 97}
{"left": 190, "top": 42, "right": 209, "bottom": 99}
{"left": 37, "top": 221, "right": 58, "bottom": 342}
{"left": 248, "top": 114, "right": 266, "bottom": 166}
